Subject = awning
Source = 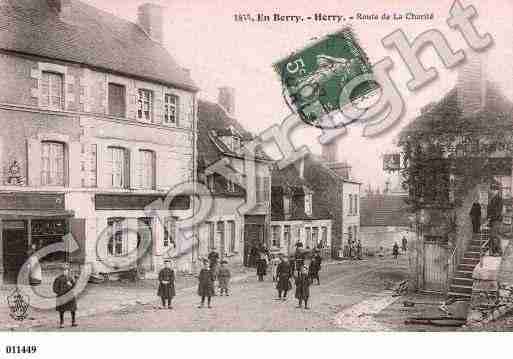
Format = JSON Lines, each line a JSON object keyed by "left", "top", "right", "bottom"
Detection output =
{"left": 0, "top": 210, "right": 75, "bottom": 220}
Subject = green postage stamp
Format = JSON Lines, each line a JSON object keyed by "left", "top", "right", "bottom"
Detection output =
{"left": 273, "top": 27, "right": 378, "bottom": 128}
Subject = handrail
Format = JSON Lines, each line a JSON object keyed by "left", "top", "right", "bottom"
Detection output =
{"left": 446, "top": 245, "right": 457, "bottom": 293}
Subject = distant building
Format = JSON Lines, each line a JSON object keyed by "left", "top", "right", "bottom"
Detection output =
{"left": 270, "top": 161, "right": 332, "bottom": 257}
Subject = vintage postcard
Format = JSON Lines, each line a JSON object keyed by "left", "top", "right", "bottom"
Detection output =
{"left": 1, "top": 0, "right": 513, "bottom": 353}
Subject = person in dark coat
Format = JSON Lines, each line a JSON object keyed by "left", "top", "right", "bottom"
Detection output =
{"left": 294, "top": 248, "right": 305, "bottom": 277}
{"left": 392, "top": 242, "right": 399, "bottom": 259}
{"left": 488, "top": 185, "right": 503, "bottom": 256}
{"left": 157, "top": 260, "right": 175, "bottom": 309}
{"left": 256, "top": 253, "right": 267, "bottom": 281}
{"left": 401, "top": 236, "right": 408, "bottom": 252}
{"left": 197, "top": 260, "right": 215, "bottom": 308}
{"left": 308, "top": 251, "right": 322, "bottom": 285}
{"left": 470, "top": 202, "right": 482, "bottom": 234}
{"left": 275, "top": 254, "right": 292, "bottom": 301}
{"left": 295, "top": 265, "right": 312, "bottom": 309}
{"left": 52, "top": 263, "right": 77, "bottom": 328}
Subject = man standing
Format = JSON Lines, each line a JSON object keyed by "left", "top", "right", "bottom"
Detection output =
{"left": 392, "top": 242, "right": 399, "bottom": 259}
{"left": 401, "top": 236, "right": 408, "bottom": 253}
{"left": 275, "top": 254, "right": 292, "bottom": 301}
{"left": 488, "top": 184, "right": 503, "bottom": 256}
{"left": 470, "top": 201, "right": 482, "bottom": 234}
{"left": 157, "top": 259, "right": 175, "bottom": 309}
{"left": 53, "top": 263, "right": 77, "bottom": 328}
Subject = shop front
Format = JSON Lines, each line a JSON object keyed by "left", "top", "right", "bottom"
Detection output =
{"left": 0, "top": 192, "right": 74, "bottom": 283}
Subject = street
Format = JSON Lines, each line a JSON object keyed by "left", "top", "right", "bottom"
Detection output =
{"left": 27, "top": 256, "right": 409, "bottom": 331}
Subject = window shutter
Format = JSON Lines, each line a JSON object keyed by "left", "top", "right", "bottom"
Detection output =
{"left": 124, "top": 148, "right": 130, "bottom": 188}
{"left": 68, "top": 142, "right": 81, "bottom": 187}
{"left": 27, "top": 139, "right": 41, "bottom": 186}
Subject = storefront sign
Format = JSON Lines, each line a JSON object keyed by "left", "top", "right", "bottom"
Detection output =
{"left": 0, "top": 193, "right": 65, "bottom": 210}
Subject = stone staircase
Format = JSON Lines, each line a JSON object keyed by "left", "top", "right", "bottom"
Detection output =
{"left": 448, "top": 233, "right": 482, "bottom": 300}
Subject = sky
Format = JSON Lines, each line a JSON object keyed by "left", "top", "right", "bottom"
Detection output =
{"left": 86, "top": 0, "right": 513, "bottom": 191}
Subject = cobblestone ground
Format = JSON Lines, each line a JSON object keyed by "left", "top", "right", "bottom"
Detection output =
{"left": 27, "top": 256, "right": 410, "bottom": 331}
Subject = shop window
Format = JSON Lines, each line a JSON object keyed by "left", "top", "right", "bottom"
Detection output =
{"left": 41, "top": 141, "right": 65, "bottom": 186}
{"left": 321, "top": 226, "right": 328, "bottom": 248}
{"left": 107, "top": 218, "right": 127, "bottom": 257}
{"left": 138, "top": 149, "right": 155, "bottom": 189}
{"left": 108, "top": 83, "right": 126, "bottom": 117}
{"left": 305, "top": 227, "right": 311, "bottom": 248}
{"left": 31, "top": 219, "right": 67, "bottom": 261}
{"left": 284, "top": 225, "right": 291, "bottom": 248}
{"left": 41, "top": 71, "right": 64, "bottom": 110}
{"left": 312, "top": 227, "right": 319, "bottom": 247}
{"left": 106, "top": 147, "right": 129, "bottom": 188}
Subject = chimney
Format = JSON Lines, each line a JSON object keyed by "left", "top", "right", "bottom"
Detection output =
{"left": 218, "top": 87, "right": 235, "bottom": 116}
{"left": 457, "top": 51, "right": 487, "bottom": 116}
{"left": 47, "top": 0, "right": 71, "bottom": 18}
{"left": 321, "top": 138, "right": 339, "bottom": 164}
{"left": 137, "top": 3, "right": 164, "bottom": 44}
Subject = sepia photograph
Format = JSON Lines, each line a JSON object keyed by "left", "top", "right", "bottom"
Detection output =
{"left": 1, "top": 0, "right": 513, "bottom": 355}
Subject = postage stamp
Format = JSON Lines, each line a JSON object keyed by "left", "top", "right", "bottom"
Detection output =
{"left": 273, "top": 27, "right": 379, "bottom": 128}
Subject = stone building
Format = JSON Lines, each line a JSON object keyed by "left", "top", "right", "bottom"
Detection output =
{"left": 270, "top": 161, "right": 332, "bottom": 257}
{"left": 197, "top": 89, "right": 272, "bottom": 267}
{"left": 0, "top": 0, "right": 199, "bottom": 282}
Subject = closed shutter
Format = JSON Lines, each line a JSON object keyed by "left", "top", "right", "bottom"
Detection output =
{"left": 27, "top": 139, "right": 41, "bottom": 186}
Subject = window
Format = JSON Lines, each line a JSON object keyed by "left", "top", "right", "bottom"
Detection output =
{"left": 137, "top": 89, "right": 153, "bottom": 122}
{"left": 106, "top": 147, "right": 129, "bottom": 188}
{"left": 163, "top": 219, "right": 174, "bottom": 248}
{"left": 226, "top": 179, "right": 236, "bottom": 192}
{"left": 107, "top": 218, "right": 127, "bottom": 256}
{"left": 321, "top": 227, "right": 328, "bottom": 248}
{"left": 354, "top": 195, "right": 358, "bottom": 215}
{"left": 284, "top": 225, "right": 291, "bottom": 249}
{"left": 228, "top": 221, "right": 236, "bottom": 253}
{"left": 207, "top": 222, "right": 215, "bottom": 251}
{"left": 232, "top": 136, "right": 241, "bottom": 151}
{"left": 217, "top": 221, "right": 225, "bottom": 254}
{"left": 164, "top": 94, "right": 178, "bottom": 124}
{"left": 207, "top": 175, "right": 215, "bottom": 192}
{"left": 312, "top": 227, "right": 319, "bottom": 247}
{"left": 305, "top": 193, "right": 313, "bottom": 216}
{"left": 283, "top": 196, "right": 291, "bottom": 217}
{"left": 256, "top": 176, "right": 270, "bottom": 203}
{"left": 272, "top": 226, "right": 281, "bottom": 247}
{"left": 41, "top": 141, "right": 65, "bottom": 186}
{"left": 305, "top": 227, "right": 311, "bottom": 248}
{"left": 139, "top": 150, "right": 155, "bottom": 189}
{"left": 108, "top": 83, "right": 126, "bottom": 117}
{"left": 349, "top": 194, "right": 353, "bottom": 215}
{"left": 41, "top": 72, "right": 64, "bottom": 110}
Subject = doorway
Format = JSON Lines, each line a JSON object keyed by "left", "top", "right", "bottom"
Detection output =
{"left": 2, "top": 220, "right": 28, "bottom": 283}
{"left": 243, "top": 215, "right": 266, "bottom": 267}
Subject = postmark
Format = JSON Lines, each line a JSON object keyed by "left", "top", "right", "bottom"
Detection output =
{"left": 273, "top": 27, "right": 379, "bottom": 129}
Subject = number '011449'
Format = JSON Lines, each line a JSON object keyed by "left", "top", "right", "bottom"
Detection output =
{"left": 5, "top": 345, "right": 38, "bottom": 354}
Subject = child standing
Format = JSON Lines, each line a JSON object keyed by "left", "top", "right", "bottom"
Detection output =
{"left": 217, "top": 260, "right": 231, "bottom": 296}
{"left": 197, "top": 260, "right": 215, "bottom": 308}
{"left": 157, "top": 259, "right": 175, "bottom": 309}
{"left": 295, "top": 265, "right": 312, "bottom": 309}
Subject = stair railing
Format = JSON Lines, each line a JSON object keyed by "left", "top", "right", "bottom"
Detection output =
{"left": 480, "top": 223, "right": 490, "bottom": 268}
{"left": 446, "top": 245, "right": 457, "bottom": 293}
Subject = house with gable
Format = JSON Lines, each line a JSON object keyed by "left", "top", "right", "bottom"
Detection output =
{"left": 0, "top": 0, "right": 199, "bottom": 282}
{"left": 197, "top": 88, "right": 273, "bottom": 267}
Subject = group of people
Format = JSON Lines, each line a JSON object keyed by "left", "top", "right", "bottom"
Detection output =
{"left": 469, "top": 183, "right": 504, "bottom": 256}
